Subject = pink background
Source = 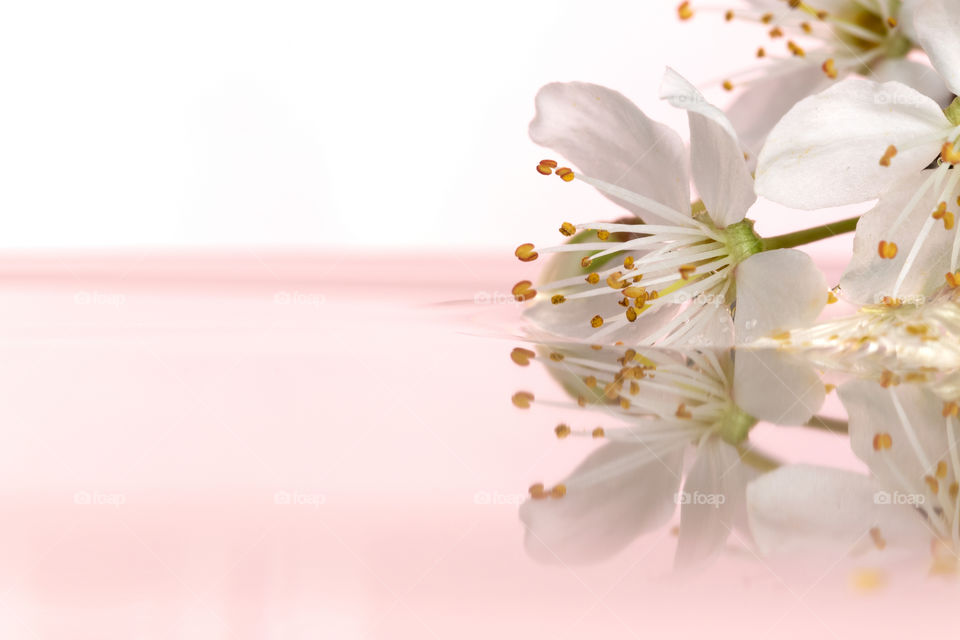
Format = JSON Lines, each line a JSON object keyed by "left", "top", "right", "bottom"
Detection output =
{"left": 0, "top": 250, "right": 948, "bottom": 639}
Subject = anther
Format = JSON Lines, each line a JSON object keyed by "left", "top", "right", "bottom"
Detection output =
{"left": 722, "top": 80, "right": 734, "bottom": 91}
{"left": 879, "top": 145, "right": 897, "bottom": 167}
{"left": 827, "top": 291, "right": 838, "bottom": 304}
{"left": 590, "top": 315, "right": 604, "bottom": 328}
{"left": 677, "top": 1, "right": 693, "bottom": 20}
{"left": 625, "top": 307, "right": 638, "bottom": 322}
{"left": 510, "top": 347, "right": 535, "bottom": 366}
{"left": 872, "top": 432, "right": 893, "bottom": 450}
{"left": 937, "top": 460, "right": 948, "bottom": 479}
{"left": 756, "top": 47, "right": 766, "bottom": 58}
{"left": 580, "top": 256, "right": 592, "bottom": 268}
{"left": 554, "top": 424, "right": 571, "bottom": 439}
{"left": 946, "top": 272, "right": 960, "bottom": 288}
{"left": 512, "top": 281, "right": 536, "bottom": 302}
{"left": 585, "top": 272, "right": 600, "bottom": 284}
{"left": 769, "top": 26, "right": 783, "bottom": 38}
{"left": 787, "top": 41, "right": 805, "bottom": 57}
{"left": 559, "top": 221, "right": 576, "bottom": 236}
{"left": 597, "top": 229, "right": 610, "bottom": 240}
{"left": 879, "top": 370, "right": 900, "bottom": 388}
{"left": 942, "top": 142, "right": 960, "bottom": 165}
{"left": 800, "top": 22, "right": 811, "bottom": 33}
{"left": 550, "top": 484, "right": 566, "bottom": 499}
{"left": 822, "top": 58, "right": 837, "bottom": 79}
{"left": 943, "top": 401, "right": 960, "bottom": 418}
{"left": 549, "top": 352, "right": 564, "bottom": 362}
{"left": 675, "top": 403, "right": 693, "bottom": 419}
{"left": 678, "top": 264, "right": 696, "bottom": 280}
{"left": 925, "top": 475, "right": 940, "bottom": 494}
{"left": 555, "top": 167, "right": 575, "bottom": 182}
{"left": 724, "top": 9, "right": 733, "bottom": 21}
{"left": 761, "top": 13, "right": 773, "bottom": 23}
{"left": 511, "top": 391, "right": 534, "bottom": 408}
{"left": 515, "top": 243, "right": 538, "bottom": 262}
{"left": 551, "top": 294, "right": 566, "bottom": 304}
{"left": 529, "top": 483, "right": 547, "bottom": 500}
{"left": 591, "top": 427, "right": 605, "bottom": 438}
{"left": 623, "top": 256, "right": 634, "bottom": 270}
{"left": 877, "top": 240, "right": 898, "bottom": 259}
{"left": 887, "top": 17, "right": 897, "bottom": 28}
{"left": 606, "top": 272, "right": 626, "bottom": 289}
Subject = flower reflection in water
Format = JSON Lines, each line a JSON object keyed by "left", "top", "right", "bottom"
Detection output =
{"left": 511, "top": 342, "right": 826, "bottom": 570}
{"left": 510, "top": 333, "right": 960, "bottom": 584}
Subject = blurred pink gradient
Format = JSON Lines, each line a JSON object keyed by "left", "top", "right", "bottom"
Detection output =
{"left": 0, "top": 249, "right": 948, "bottom": 639}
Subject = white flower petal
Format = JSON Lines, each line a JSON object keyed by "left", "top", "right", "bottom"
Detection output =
{"left": 660, "top": 68, "right": 756, "bottom": 227}
{"left": 838, "top": 171, "right": 944, "bottom": 305}
{"left": 674, "top": 437, "right": 747, "bottom": 570}
{"left": 529, "top": 82, "right": 691, "bottom": 224}
{"left": 841, "top": 379, "right": 951, "bottom": 497}
{"left": 733, "top": 249, "right": 827, "bottom": 343}
{"left": 747, "top": 465, "right": 929, "bottom": 556}
{"left": 755, "top": 76, "right": 952, "bottom": 209}
{"left": 913, "top": 0, "right": 960, "bottom": 96}
{"left": 871, "top": 57, "right": 954, "bottom": 108}
{"left": 733, "top": 349, "right": 825, "bottom": 426}
{"left": 519, "top": 442, "right": 684, "bottom": 564}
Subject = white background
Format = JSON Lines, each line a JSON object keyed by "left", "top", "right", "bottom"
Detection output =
{"left": 0, "top": 1, "right": 830, "bottom": 249}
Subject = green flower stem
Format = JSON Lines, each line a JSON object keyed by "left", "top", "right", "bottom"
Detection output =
{"left": 804, "top": 415, "right": 849, "bottom": 435}
{"left": 761, "top": 216, "right": 860, "bottom": 251}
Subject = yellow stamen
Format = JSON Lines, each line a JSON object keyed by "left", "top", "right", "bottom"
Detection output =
{"left": 512, "top": 280, "right": 536, "bottom": 301}
{"left": 822, "top": 58, "right": 837, "bottom": 79}
{"left": 515, "top": 243, "right": 538, "bottom": 262}
{"left": 872, "top": 432, "right": 893, "bottom": 450}
{"left": 877, "top": 240, "right": 898, "bottom": 259}
{"left": 511, "top": 391, "right": 534, "bottom": 409}
{"left": 879, "top": 145, "right": 897, "bottom": 167}
{"left": 510, "top": 347, "right": 535, "bottom": 366}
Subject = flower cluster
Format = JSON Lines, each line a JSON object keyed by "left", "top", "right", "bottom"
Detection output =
{"left": 508, "top": 0, "right": 960, "bottom": 579}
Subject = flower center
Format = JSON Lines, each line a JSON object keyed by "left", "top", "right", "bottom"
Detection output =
{"left": 721, "top": 219, "right": 764, "bottom": 265}
{"left": 717, "top": 403, "right": 757, "bottom": 446}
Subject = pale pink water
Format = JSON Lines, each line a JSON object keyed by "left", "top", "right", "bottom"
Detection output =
{"left": 0, "top": 250, "right": 950, "bottom": 639}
